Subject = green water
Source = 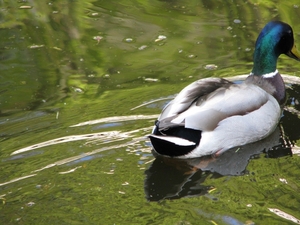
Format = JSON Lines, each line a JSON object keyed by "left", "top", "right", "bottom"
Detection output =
{"left": 1, "top": 1, "right": 300, "bottom": 224}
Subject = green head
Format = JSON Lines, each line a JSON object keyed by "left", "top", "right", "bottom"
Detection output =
{"left": 251, "top": 21, "right": 300, "bottom": 76}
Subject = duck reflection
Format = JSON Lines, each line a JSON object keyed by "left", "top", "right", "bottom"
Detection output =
{"left": 145, "top": 126, "right": 292, "bottom": 201}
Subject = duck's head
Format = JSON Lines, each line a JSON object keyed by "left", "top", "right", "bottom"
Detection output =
{"left": 252, "top": 21, "right": 300, "bottom": 76}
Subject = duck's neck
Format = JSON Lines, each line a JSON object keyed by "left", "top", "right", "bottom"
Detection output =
{"left": 248, "top": 40, "right": 285, "bottom": 104}
{"left": 251, "top": 47, "right": 279, "bottom": 76}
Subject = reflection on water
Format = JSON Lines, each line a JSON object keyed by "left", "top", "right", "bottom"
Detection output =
{"left": 1, "top": 115, "right": 156, "bottom": 185}
{"left": 144, "top": 126, "right": 292, "bottom": 201}
{"left": 1, "top": 1, "right": 300, "bottom": 224}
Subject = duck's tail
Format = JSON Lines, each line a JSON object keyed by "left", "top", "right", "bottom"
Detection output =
{"left": 149, "top": 123, "right": 202, "bottom": 157}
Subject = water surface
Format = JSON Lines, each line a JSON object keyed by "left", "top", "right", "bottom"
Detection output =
{"left": 1, "top": 1, "right": 300, "bottom": 224}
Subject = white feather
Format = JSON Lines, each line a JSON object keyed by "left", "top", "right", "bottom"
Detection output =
{"left": 150, "top": 135, "right": 196, "bottom": 146}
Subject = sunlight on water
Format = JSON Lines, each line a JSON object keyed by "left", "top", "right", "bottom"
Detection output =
{"left": 1, "top": 1, "right": 300, "bottom": 224}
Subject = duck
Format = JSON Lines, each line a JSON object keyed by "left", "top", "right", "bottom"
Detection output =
{"left": 149, "top": 21, "right": 300, "bottom": 159}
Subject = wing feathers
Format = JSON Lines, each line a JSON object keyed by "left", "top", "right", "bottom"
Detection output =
{"left": 163, "top": 84, "right": 269, "bottom": 131}
{"left": 158, "top": 78, "right": 233, "bottom": 121}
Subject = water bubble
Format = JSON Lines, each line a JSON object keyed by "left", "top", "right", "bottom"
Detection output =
{"left": 138, "top": 45, "right": 147, "bottom": 50}
{"left": 19, "top": 6, "right": 32, "bottom": 9}
{"left": 155, "top": 35, "right": 167, "bottom": 42}
{"left": 28, "top": 44, "right": 44, "bottom": 49}
{"left": 144, "top": 78, "right": 158, "bottom": 82}
{"left": 187, "top": 54, "right": 196, "bottom": 58}
{"left": 279, "top": 178, "right": 288, "bottom": 184}
{"left": 158, "top": 35, "right": 166, "bottom": 39}
{"left": 204, "top": 64, "right": 218, "bottom": 70}
{"left": 93, "top": 36, "right": 103, "bottom": 44}
{"left": 72, "top": 87, "right": 84, "bottom": 93}
{"left": 26, "top": 202, "right": 35, "bottom": 207}
{"left": 124, "top": 38, "right": 134, "bottom": 43}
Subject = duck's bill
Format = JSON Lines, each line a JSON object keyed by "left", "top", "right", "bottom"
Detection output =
{"left": 286, "top": 44, "right": 300, "bottom": 61}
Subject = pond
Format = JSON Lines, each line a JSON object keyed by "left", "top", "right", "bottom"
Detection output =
{"left": 1, "top": 1, "right": 300, "bottom": 224}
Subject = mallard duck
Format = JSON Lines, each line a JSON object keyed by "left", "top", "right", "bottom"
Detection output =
{"left": 149, "top": 21, "right": 300, "bottom": 159}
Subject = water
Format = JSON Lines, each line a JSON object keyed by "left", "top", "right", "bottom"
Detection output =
{"left": 1, "top": 1, "right": 300, "bottom": 224}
